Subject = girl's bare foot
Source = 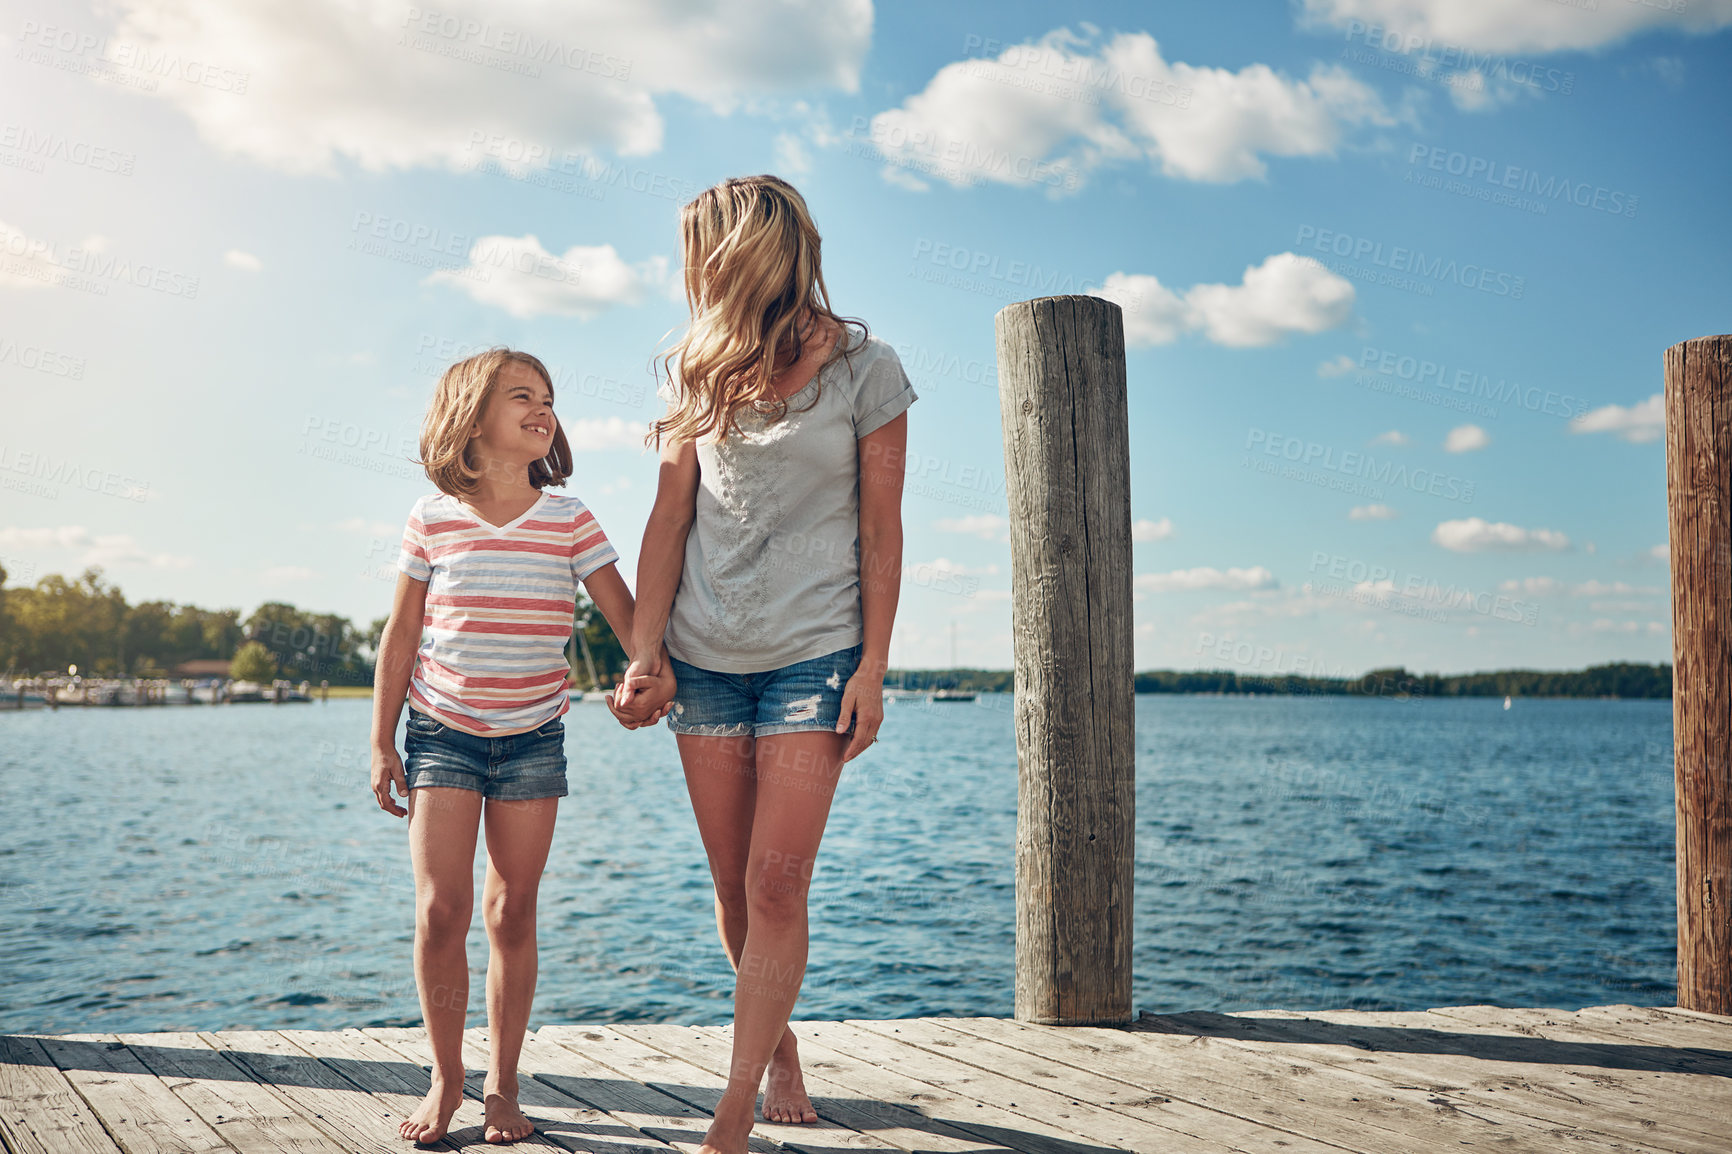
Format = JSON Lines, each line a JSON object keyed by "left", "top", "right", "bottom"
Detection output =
{"left": 761, "top": 1039, "right": 817, "bottom": 1124}
{"left": 400, "top": 1076, "right": 464, "bottom": 1144}
{"left": 483, "top": 1074, "right": 535, "bottom": 1144}
{"left": 698, "top": 1086, "right": 757, "bottom": 1154}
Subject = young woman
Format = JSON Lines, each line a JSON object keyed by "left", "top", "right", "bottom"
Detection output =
{"left": 612, "top": 174, "right": 916, "bottom": 1154}
{"left": 371, "top": 348, "right": 674, "bottom": 1145}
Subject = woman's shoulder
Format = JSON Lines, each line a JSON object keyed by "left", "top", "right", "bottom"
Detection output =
{"left": 829, "top": 324, "right": 902, "bottom": 377}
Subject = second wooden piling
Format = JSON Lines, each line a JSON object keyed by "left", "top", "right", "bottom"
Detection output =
{"left": 995, "top": 295, "right": 1135, "bottom": 1025}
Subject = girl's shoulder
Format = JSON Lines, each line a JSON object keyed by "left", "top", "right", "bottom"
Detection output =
{"left": 532, "top": 490, "right": 601, "bottom": 523}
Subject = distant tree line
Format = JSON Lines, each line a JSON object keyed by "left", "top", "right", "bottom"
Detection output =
{"left": 0, "top": 566, "right": 627, "bottom": 687}
{"left": 0, "top": 566, "right": 1670, "bottom": 698}
{"left": 887, "top": 663, "right": 1671, "bottom": 699}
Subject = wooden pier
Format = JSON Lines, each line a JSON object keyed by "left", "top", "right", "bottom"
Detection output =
{"left": 4, "top": 1003, "right": 1729, "bottom": 1153}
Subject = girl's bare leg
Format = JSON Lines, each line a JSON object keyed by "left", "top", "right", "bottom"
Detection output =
{"left": 677, "top": 735, "right": 821, "bottom": 1130}
{"left": 401, "top": 786, "right": 482, "bottom": 1144}
{"left": 479, "top": 794, "right": 559, "bottom": 1143}
{"left": 689, "top": 730, "right": 846, "bottom": 1154}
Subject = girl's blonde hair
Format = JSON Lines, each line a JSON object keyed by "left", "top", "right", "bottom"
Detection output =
{"left": 418, "top": 348, "right": 572, "bottom": 496}
{"left": 649, "top": 174, "right": 864, "bottom": 447}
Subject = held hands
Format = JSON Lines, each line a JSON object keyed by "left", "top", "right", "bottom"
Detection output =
{"left": 371, "top": 743, "right": 409, "bottom": 817}
{"left": 607, "top": 645, "right": 677, "bottom": 729}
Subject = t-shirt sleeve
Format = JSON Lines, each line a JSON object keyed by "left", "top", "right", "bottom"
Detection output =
{"left": 397, "top": 497, "right": 432, "bottom": 582}
{"left": 852, "top": 342, "right": 918, "bottom": 437}
{"left": 571, "top": 502, "right": 620, "bottom": 582}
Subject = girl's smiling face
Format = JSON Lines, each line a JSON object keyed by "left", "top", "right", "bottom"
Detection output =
{"left": 469, "top": 361, "right": 556, "bottom": 464}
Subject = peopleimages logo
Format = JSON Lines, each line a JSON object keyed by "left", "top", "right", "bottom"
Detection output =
{"left": 1407, "top": 145, "right": 1639, "bottom": 219}
{"left": 1295, "top": 225, "right": 1525, "bottom": 299}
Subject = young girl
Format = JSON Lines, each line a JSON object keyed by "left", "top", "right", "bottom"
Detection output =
{"left": 369, "top": 348, "right": 675, "bottom": 1145}
{"left": 613, "top": 175, "right": 916, "bottom": 1154}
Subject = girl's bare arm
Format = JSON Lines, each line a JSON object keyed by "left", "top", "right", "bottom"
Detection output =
{"left": 370, "top": 571, "right": 429, "bottom": 816}
{"left": 841, "top": 410, "right": 908, "bottom": 760}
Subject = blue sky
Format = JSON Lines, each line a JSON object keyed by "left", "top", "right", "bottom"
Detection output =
{"left": 2, "top": 0, "right": 1728, "bottom": 675}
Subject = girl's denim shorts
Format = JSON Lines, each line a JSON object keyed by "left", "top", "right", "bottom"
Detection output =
{"left": 402, "top": 708, "right": 568, "bottom": 801}
{"left": 665, "top": 644, "right": 861, "bottom": 738}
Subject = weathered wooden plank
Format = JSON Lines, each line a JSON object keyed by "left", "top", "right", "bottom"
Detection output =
{"left": 996, "top": 294, "right": 1136, "bottom": 1026}
{"left": 0, "top": 1035, "right": 125, "bottom": 1154}
{"left": 525, "top": 1028, "right": 760, "bottom": 1154}
{"left": 34, "top": 1035, "right": 231, "bottom": 1154}
{"left": 569, "top": 1024, "right": 902, "bottom": 1153}
{"left": 365, "top": 1025, "right": 678, "bottom": 1154}
{"left": 116, "top": 1032, "right": 350, "bottom": 1154}
{"left": 277, "top": 1028, "right": 533, "bottom": 1149}
{"left": 846, "top": 1018, "right": 1362, "bottom": 1154}
{"left": 623, "top": 1022, "right": 1015, "bottom": 1154}
{"left": 932, "top": 1014, "right": 1546, "bottom": 1154}
{"left": 809, "top": 1019, "right": 1243, "bottom": 1154}
{"left": 777, "top": 1024, "right": 1116, "bottom": 1154}
{"left": 1570, "top": 1004, "right": 1732, "bottom": 1053}
{"left": 1140, "top": 1010, "right": 1706, "bottom": 1152}
{"left": 1651, "top": 1004, "right": 1732, "bottom": 1027}
{"left": 198, "top": 1031, "right": 451, "bottom": 1154}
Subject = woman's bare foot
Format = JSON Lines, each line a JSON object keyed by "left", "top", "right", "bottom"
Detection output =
{"left": 399, "top": 1075, "right": 464, "bottom": 1144}
{"left": 698, "top": 1086, "right": 757, "bottom": 1154}
{"left": 761, "top": 1035, "right": 817, "bottom": 1124}
{"left": 482, "top": 1074, "right": 535, "bottom": 1144}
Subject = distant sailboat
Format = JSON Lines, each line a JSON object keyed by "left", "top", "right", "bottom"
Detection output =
{"left": 1503, "top": 695, "right": 1512, "bottom": 710}
{"left": 932, "top": 620, "right": 976, "bottom": 702}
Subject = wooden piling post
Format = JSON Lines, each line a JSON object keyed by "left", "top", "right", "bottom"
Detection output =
{"left": 996, "top": 295, "right": 1135, "bottom": 1025}
{"left": 1666, "top": 334, "right": 1732, "bottom": 1015}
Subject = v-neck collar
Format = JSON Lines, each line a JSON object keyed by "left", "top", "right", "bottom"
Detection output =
{"left": 452, "top": 489, "right": 548, "bottom": 536}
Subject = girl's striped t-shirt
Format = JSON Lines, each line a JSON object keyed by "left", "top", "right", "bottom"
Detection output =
{"left": 396, "top": 489, "right": 618, "bottom": 736}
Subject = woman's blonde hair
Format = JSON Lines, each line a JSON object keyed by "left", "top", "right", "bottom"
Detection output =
{"left": 418, "top": 348, "right": 572, "bottom": 496}
{"left": 649, "top": 174, "right": 864, "bottom": 447}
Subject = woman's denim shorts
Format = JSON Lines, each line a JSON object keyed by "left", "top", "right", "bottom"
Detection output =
{"left": 665, "top": 644, "right": 861, "bottom": 738}
{"left": 403, "top": 708, "right": 568, "bottom": 801}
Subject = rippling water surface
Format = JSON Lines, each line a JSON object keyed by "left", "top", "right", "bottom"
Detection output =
{"left": 0, "top": 694, "right": 1674, "bottom": 1032}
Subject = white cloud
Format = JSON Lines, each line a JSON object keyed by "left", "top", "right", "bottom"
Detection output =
{"left": 1432, "top": 517, "right": 1569, "bottom": 553}
{"left": 1571, "top": 580, "right": 1662, "bottom": 597}
{"left": 1135, "top": 565, "right": 1278, "bottom": 593}
{"left": 1300, "top": 0, "right": 1732, "bottom": 55}
{"left": 0, "top": 526, "right": 192, "bottom": 569}
{"left": 1092, "top": 273, "right": 1189, "bottom": 346}
{"left": 261, "top": 565, "right": 316, "bottom": 582}
{"left": 1348, "top": 504, "right": 1397, "bottom": 520}
{"left": 906, "top": 557, "right": 999, "bottom": 577}
{"left": 98, "top": 0, "right": 873, "bottom": 174}
{"left": 1317, "top": 353, "right": 1357, "bottom": 377}
{"left": 1443, "top": 424, "right": 1489, "bottom": 453}
{"left": 772, "top": 131, "right": 813, "bottom": 176}
{"left": 1570, "top": 394, "right": 1664, "bottom": 444}
{"left": 1650, "top": 543, "right": 1668, "bottom": 562}
{"left": 334, "top": 517, "right": 397, "bottom": 538}
{"left": 1094, "top": 253, "right": 1354, "bottom": 349}
{"left": 0, "top": 219, "right": 62, "bottom": 288}
{"left": 426, "top": 236, "right": 666, "bottom": 319}
{"left": 224, "top": 249, "right": 262, "bottom": 272}
{"left": 1132, "top": 517, "right": 1174, "bottom": 542}
{"left": 1370, "top": 430, "right": 1408, "bottom": 446}
{"left": 561, "top": 416, "right": 649, "bottom": 451}
{"left": 867, "top": 29, "right": 1390, "bottom": 192}
{"left": 936, "top": 514, "right": 1008, "bottom": 540}
{"left": 1498, "top": 576, "right": 1563, "bottom": 596}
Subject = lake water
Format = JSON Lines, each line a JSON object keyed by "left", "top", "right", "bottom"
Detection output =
{"left": 0, "top": 694, "right": 1676, "bottom": 1033}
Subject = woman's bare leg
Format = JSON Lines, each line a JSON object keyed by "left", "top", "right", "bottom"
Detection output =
{"left": 400, "top": 786, "right": 482, "bottom": 1144}
{"left": 693, "top": 730, "right": 846, "bottom": 1154}
{"left": 478, "top": 794, "right": 559, "bottom": 1144}
{"left": 677, "top": 734, "right": 821, "bottom": 1131}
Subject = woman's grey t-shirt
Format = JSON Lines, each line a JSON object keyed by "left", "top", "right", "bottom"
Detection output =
{"left": 661, "top": 331, "right": 917, "bottom": 674}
